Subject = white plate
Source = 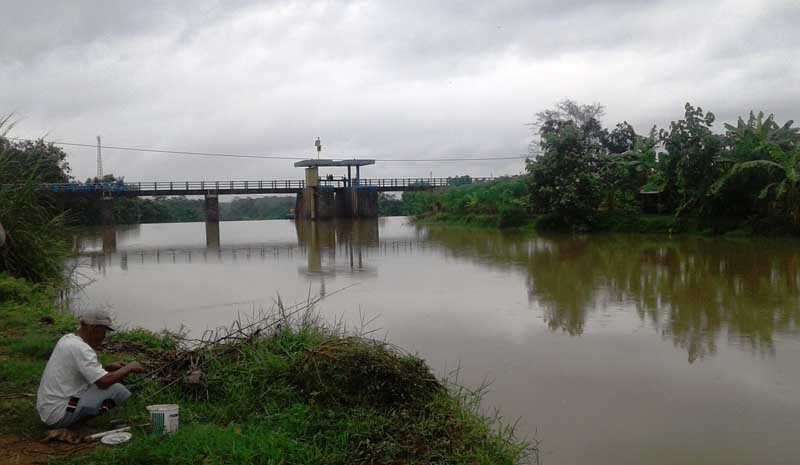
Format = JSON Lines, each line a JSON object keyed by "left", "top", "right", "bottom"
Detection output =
{"left": 101, "top": 432, "right": 132, "bottom": 445}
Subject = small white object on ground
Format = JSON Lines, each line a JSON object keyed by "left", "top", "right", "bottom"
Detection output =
{"left": 87, "top": 426, "right": 132, "bottom": 440}
{"left": 101, "top": 432, "right": 132, "bottom": 445}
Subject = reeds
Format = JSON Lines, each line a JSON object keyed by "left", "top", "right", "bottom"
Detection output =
{"left": 0, "top": 116, "right": 70, "bottom": 284}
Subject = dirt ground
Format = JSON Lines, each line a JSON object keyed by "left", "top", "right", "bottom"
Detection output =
{"left": 0, "top": 434, "right": 97, "bottom": 465}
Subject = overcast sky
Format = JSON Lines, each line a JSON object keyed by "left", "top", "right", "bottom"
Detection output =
{"left": 2, "top": 0, "right": 798, "bottom": 181}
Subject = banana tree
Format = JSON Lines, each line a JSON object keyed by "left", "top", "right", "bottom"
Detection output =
{"left": 760, "top": 149, "right": 800, "bottom": 225}
{"left": 599, "top": 130, "right": 658, "bottom": 212}
{"left": 721, "top": 111, "right": 799, "bottom": 163}
{"left": 710, "top": 112, "right": 800, "bottom": 224}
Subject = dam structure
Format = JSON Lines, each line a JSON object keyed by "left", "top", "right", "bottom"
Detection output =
{"left": 293, "top": 159, "right": 378, "bottom": 220}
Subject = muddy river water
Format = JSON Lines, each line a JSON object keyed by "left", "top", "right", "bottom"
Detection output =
{"left": 72, "top": 217, "right": 800, "bottom": 465}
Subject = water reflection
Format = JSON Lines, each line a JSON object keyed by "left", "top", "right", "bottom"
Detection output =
{"left": 101, "top": 227, "right": 116, "bottom": 254}
{"left": 75, "top": 220, "right": 390, "bottom": 279}
{"left": 415, "top": 225, "right": 800, "bottom": 362}
{"left": 205, "top": 222, "right": 220, "bottom": 250}
{"left": 293, "top": 220, "right": 380, "bottom": 296}
{"left": 295, "top": 219, "right": 379, "bottom": 275}
{"left": 72, "top": 221, "right": 800, "bottom": 362}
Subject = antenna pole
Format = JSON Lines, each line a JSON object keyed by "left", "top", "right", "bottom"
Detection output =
{"left": 96, "top": 135, "right": 103, "bottom": 180}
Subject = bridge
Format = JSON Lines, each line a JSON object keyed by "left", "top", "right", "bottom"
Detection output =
{"left": 44, "top": 176, "right": 494, "bottom": 224}
{"left": 42, "top": 177, "right": 492, "bottom": 196}
{"left": 41, "top": 158, "right": 496, "bottom": 223}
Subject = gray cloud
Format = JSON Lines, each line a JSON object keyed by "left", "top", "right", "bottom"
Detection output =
{"left": 1, "top": 0, "right": 798, "bottom": 182}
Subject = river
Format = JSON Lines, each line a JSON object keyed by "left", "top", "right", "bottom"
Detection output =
{"left": 71, "top": 217, "right": 800, "bottom": 465}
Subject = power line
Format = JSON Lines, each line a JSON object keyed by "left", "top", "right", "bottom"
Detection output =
{"left": 8, "top": 137, "right": 534, "bottom": 162}
{"left": 11, "top": 138, "right": 303, "bottom": 160}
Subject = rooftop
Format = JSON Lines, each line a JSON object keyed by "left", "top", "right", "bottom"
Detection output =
{"left": 294, "top": 159, "right": 376, "bottom": 168}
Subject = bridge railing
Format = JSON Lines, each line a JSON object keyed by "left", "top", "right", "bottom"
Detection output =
{"left": 319, "top": 177, "right": 496, "bottom": 188}
{"left": 40, "top": 177, "right": 497, "bottom": 193}
{"left": 42, "top": 180, "right": 308, "bottom": 193}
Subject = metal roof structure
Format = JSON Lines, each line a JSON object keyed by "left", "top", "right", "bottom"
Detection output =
{"left": 294, "top": 159, "right": 375, "bottom": 168}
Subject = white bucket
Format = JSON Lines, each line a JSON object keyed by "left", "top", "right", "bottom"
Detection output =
{"left": 146, "top": 404, "right": 179, "bottom": 435}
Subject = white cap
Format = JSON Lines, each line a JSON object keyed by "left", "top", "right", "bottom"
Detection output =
{"left": 79, "top": 309, "right": 116, "bottom": 331}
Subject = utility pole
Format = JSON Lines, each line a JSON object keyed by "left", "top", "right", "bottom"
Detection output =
{"left": 96, "top": 135, "right": 103, "bottom": 180}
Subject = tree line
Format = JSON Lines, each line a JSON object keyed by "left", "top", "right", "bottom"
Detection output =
{"left": 404, "top": 100, "right": 800, "bottom": 233}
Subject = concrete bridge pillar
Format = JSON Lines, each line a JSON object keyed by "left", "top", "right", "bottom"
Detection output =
{"left": 205, "top": 193, "right": 220, "bottom": 222}
{"left": 101, "top": 197, "right": 115, "bottom": 225}
{"left": 296, "top": 188, "right": 315, "bottom": 220}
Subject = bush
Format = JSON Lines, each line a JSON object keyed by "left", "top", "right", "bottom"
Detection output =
{"left": 0, "top": 272, "right": 39, "bottom": 303}
{"left": 290, "top": 337, "right": 443, "bottom": 409}
{"left": 498, "top": 205, "right": 528, "bottom": 228}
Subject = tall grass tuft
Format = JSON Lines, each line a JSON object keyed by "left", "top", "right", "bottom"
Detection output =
{"left": 0, "top": 116, "right": 70, "bottom": 284}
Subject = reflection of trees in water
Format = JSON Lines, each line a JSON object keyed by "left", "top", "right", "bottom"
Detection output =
{"left": 416, "top": 224, "right": 800, "bottom": 362}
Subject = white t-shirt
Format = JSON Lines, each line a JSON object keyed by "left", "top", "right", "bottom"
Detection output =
{"left": 36, "top": 333, "right": 109, "bottom": 425}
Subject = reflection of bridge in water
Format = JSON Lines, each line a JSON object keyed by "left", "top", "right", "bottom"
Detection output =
{"left": 76, "top": 221, "right": 435, "bottom": 282}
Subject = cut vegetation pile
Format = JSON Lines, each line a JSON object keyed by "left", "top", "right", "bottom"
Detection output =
{"left": 291, "top": 337, "right": 443, "bottom": 409}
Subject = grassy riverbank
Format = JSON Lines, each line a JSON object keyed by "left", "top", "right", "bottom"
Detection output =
{"left": 0, "top": 273, "right": 533, "bottom": 465}
{"left": 413, "top": 207, "right": 795, "bottom": 236}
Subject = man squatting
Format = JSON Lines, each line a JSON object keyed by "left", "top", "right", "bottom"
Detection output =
{"left": 36, "top": 310, "right": 145, "bottom": 428}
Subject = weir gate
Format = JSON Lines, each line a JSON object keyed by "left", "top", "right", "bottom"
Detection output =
{"left": 41, "top": 159, "right": 494, "bottom": 224}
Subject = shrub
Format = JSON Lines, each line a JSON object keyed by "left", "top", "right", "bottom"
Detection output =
{"left": 290, "top": 337, "right": 443, "bottom": 409}
{"left": 498, "top": 205, "right": 528, "bottom": 228}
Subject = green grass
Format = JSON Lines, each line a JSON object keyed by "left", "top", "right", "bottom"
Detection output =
{"left": 106, "top": 328, "right": 179, "bottom": 353}
{"left": 87, "top": 423, "right": 324, "bottom": 465}
{"left": 0, "top": 358, "right": 46, "bottom": 389}
{"left": 8, "top": 332, "right": 59, "bottom": 359}
{"left": 0, "top": 397, "right": 44, "bottom": 437}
